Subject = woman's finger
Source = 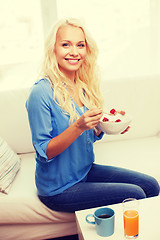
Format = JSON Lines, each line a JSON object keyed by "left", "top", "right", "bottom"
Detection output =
{"left": 121, "top": 126, "right": 130, "bottom": 134}
{"left": 85, "top": 108, "right": 102, "bottom": 117}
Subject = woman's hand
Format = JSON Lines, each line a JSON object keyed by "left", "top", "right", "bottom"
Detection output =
{"left": 116, "top": 110, "right": 131, "bottom": 134}
{"left": 75, "top": 108, "right": 103, "bottom": 132}
{"left": 121, "top": 126, "right": 130, "bottom": 134}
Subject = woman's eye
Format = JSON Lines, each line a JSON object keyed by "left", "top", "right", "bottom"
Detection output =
{"left": 62, "top": 43, "right": 69, "bottom": 47}
{"left": 78, "top": 44, "right": 85, "bottom": 48}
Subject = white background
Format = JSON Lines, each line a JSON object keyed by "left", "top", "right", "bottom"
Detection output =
{"left": 0, "top": 0, "right": 160, "bottom": 89}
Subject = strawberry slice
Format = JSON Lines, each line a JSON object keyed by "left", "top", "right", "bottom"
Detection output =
{"left": 115, "top": 119, "right": 121, "bottom": 122}
{"left": 110, "top": 108, "right": 116, "bottom": 114}
{"left": 102, "top": 117, "right": 109, "bottom": 122}
{"left": 119, "top": 110, "right": 125, "bottom": 115}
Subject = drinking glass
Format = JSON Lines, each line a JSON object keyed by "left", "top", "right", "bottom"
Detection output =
{"left": 123, "top": 198, "right": 139, "bottom": 239}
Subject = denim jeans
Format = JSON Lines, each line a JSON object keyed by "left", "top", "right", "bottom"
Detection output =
{"left": 39, "top": 163, "right": 160, "bottom": 213}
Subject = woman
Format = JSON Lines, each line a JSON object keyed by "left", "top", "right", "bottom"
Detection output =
{"left": 26, "top": 18, "right": 159, "bottom": 213}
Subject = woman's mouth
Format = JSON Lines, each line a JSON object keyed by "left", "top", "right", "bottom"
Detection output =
{"left": 65, "top": 58, "right": 80, "bottom": 64}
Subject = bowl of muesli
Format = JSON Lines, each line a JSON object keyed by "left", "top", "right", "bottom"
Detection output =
{"left": 97, "top": 109, "right": 132, "bottom": 135}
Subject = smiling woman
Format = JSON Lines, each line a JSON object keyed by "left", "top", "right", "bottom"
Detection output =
{"left": 40, "top": 18, "right": 102, "bottom": 124}
{"left": 54, "top": 25, "right": 87, "bottom": 81}
{"left": 26, "top": 18, "right": 159, "bottom": 215}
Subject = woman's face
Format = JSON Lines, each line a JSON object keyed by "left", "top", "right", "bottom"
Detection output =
{"left": 54, "top": 25, "right": 87, "bottom": 80}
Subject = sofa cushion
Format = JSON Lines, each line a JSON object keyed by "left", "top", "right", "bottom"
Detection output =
{"left": 94, "top": 136, "right": 160, "bottom": 184}
{"left": 0, "top": 137, "right": 21, "bottom": 194}
{"left": 0, "top": 152, "right": 75, "bottom": 225}
{"left": 0, "top": 152, "right": 77, "bottom": 239}
{"left": 0, "top": 88, "right": 34, "bottom": 154}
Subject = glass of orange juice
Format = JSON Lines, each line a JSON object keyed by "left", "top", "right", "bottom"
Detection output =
{"left": 123, "top": 198, "right": 139, "bottom": 239}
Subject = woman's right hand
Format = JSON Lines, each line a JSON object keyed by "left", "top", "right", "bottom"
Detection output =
{"left": 75, "top": 108, "right": 103, "bottom": 132}
{"left": 46, "top": 108, "right": 102, "bottom": 159}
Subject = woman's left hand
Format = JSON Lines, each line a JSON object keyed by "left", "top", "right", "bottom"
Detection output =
{"left": 121, "top": 126, "right": 130, "bottom": 134}
{"left": 94, "top": 126, "right": 102, "bottom": 136}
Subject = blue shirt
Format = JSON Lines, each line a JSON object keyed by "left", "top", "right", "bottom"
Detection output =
{"left": 26, "top": 79, "right": 103, "bottom": 196}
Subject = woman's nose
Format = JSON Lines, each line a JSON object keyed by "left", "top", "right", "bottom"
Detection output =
{"left": 69, "top": 46, "right": 78, "bottom": 56}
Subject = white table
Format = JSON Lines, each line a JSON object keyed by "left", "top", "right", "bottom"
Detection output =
{"left": 75, "top": 196, "right": 160, "bottom": 240}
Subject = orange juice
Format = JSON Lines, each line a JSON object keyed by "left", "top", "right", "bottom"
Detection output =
{"left": 123, "top": 210, "right": 139, "bottom": 237}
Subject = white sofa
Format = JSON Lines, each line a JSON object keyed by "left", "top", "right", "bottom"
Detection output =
{"left": 0, "top": 87, "right": 77, "bottom": 240}
{"left": 95, "top": 75, "right": 160, "bottom": 182}
{"left": 0, "top": 75, "right": 160, "bottom": 240}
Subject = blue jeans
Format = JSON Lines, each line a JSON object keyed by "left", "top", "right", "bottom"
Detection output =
{"left": 39, "top": 163, "right": 160, "bottom": 213}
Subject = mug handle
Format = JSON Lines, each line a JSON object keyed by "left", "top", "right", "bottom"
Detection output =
{"left": 86, "top": 214, "right": 95, "bottom": 225}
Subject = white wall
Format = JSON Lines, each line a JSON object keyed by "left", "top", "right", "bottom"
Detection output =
{"left": 0, "top": 0, "right": 160, "bottom": 90}
{"left": 0, "top": 0, "right": 46, "bottom": 90}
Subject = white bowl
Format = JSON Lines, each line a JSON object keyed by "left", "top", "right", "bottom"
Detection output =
{"left": 97, "top": 113, "right": 132, "bottom": 135}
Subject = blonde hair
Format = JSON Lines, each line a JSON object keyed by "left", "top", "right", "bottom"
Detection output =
{"left": 40, "top": 18, "right": 104, "bottom": 123}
